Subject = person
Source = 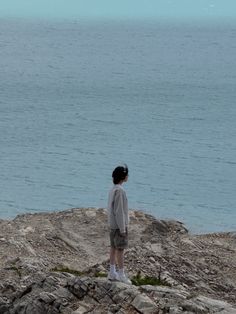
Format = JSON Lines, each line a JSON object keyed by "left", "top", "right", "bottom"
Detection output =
{"left": 107, "top": 164, "right": 131, "bottom": 285}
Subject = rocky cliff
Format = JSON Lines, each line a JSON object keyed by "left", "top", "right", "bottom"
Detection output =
{"left": 0, "top": 208, "right": 235, "bottom": 313}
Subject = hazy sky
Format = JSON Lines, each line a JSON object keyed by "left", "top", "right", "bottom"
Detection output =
{"left": 0, "top": 0, "right": 236, "bottom": 20}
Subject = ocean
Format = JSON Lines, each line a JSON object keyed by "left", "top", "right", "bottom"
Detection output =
{"left": 0, "top": 18, "right": 235, "bottom": 233}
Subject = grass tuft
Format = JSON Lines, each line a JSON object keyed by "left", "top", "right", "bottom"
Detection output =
{"left": 131, "top": 271, "right": 170, "bottom": 286}
{"left": 9, "top": 266, "right": 22, "bottom": 278}
{"left": 51, "top": 266, "right": 84, "bottom": 276}
{"left": 94, "top": 271, "right": 107, "bottom": 278}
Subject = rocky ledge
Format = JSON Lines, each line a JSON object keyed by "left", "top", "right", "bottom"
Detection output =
{"left": 0, "top": 208, "right": 236, "bottom": 314}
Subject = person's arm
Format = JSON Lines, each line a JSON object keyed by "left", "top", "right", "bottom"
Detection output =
{"left": 114, "top": 189, "right": 126, "bottom": 235}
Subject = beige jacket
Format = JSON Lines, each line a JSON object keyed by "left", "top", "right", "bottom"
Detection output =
{"left": 107, "top": 184, "right": 129, "bottom": 233}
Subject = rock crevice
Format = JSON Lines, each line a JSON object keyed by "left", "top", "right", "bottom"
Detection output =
{"left": 0, "top": 208, "right": 235, "bottom": 313}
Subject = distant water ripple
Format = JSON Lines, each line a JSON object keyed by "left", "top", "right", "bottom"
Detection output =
{"left": 0, "top": 19, "right": 236, "bottom": 233}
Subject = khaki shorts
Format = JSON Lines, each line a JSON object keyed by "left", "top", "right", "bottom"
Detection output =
{"left": 110, "top": 228, "right": 128, "bottom": 249}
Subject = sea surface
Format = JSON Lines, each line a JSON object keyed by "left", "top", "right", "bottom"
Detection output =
{"left": 0, "top": 18, "right": 235, "bottom": 233}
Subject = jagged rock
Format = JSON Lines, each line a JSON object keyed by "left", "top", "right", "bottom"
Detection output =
{"left": 67, "top": 277, "right": 92, "bottom": 299}
{"left": 132, "top": 293, "right": 158, "bottom": 313}
{"left": 140, "top": 285, "right": 190, "bottom": 300}
{"left": 191, "top": 296, "right": 236, "bottom": 313}
{"left": 0, "top": 208, "right": 235, "bottom": 313}
{"left": 181, "top": 299, "right": 209, "bottom": 313}
{"left": 169, "top": 306, "right": 183, "bottom": 314}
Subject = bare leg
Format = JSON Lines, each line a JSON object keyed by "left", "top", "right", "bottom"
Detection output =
{"left": 116, "top": 249, "right": 124, "bottom": 270}
{"left": 110, "top": 247, "right": 116, "bottom": 265}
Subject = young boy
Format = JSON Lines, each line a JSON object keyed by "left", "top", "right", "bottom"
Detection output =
{"left": 107, "top": 164, "right": 131, "bottom": 285}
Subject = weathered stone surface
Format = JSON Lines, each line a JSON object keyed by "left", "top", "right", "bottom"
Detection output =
{"left": 71, "top": 301, "right": 93, "bottom": 314}
{"left": 132, "top": 293, "right": 158, "bottom": 313}
{"left": 0, "top": 207, "right": 235, "bottom": 313}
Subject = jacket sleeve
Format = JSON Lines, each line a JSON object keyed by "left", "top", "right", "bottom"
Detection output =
{"left": 113, "top": 189, "right": 126, "bottom": 233}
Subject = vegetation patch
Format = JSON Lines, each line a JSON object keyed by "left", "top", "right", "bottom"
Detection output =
{"left": 94, "top": 271, "right": 107, "bottom": 278}
{"left": 51, "top": 266, "right": 108, "bottom": 278}
{"left": 131, "top": 272, "right": 170, "bottom": 287}
{"left": 8, "top": 266, "right": 22, "bottom": 278}
{"left": 51, "top": 266, "right": 84, "bottom": 276}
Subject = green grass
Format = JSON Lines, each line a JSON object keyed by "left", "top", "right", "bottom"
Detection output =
{"left": 94, "top": 271, "right": 107, "bottom": 278}
{"left": 51, "top": 266, "right": 107, "bottom": 278}
{"left": 9, "top": 266, "right": 21, "bottom": 278}
{"left": 51, "top": 266, "right": 169, "bottom": 286}
{"left": 131, "top": 272, "right": 170, "bottom": 287}
{"left": 51, "top": 266, "right": 84, "bottom": 276}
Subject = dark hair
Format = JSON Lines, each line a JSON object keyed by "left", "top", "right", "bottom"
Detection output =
{"left": 112, "top": 164, "right": 129, "bottom": 184}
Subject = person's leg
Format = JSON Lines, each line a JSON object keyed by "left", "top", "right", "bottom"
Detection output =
{"left": 108, "top": 230, "right": 118, "bottom": 279}
{"left": 109, "top": 247, "right": 117, "bottom": 274}
{"left": 109, "top": 247, "right": 125, "bottom": 275}
{"left": 116, "top": 248, "right": 124, "bottom": 271}
{"left": 116, "top": 248, "right": 131, "bottom": 284}
{"left": 110, "top": 247, "right": 116, "bottom": 265}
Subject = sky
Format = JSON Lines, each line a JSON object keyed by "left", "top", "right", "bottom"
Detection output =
{"left": 0, "top": 0, "right": 236, "bottom": 21}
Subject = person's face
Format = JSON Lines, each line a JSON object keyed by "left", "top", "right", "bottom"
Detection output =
{"left": 124, "top": 175, "right": 129, "bottom": 182}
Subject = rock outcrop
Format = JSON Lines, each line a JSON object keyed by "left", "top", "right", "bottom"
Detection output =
{"left": 0, "top": 207, "right": 236, "bottom": 313}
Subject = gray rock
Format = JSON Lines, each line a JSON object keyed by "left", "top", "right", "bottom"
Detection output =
{"left": 169, "top": 307, "right": 184, "bottom": 314}
{"left": 132, "top": 293, "right": 158, "bottom": 313}
{"left": 0, "top": 208, "right": 235, "bottom": 314}
{"left": 181, "top": 300, "right": 209, "bottom": 313}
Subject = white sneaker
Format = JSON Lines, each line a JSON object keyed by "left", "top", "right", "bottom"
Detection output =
{"left": 107, "top": 271, "right": 119, "bottom": 281}
{"left": 117, "top": 273, "right": 132, "bottom": 285}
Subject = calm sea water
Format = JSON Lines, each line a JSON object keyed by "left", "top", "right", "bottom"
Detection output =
{"left": 0, "top": 18, "right": 235, "bottom": 233}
